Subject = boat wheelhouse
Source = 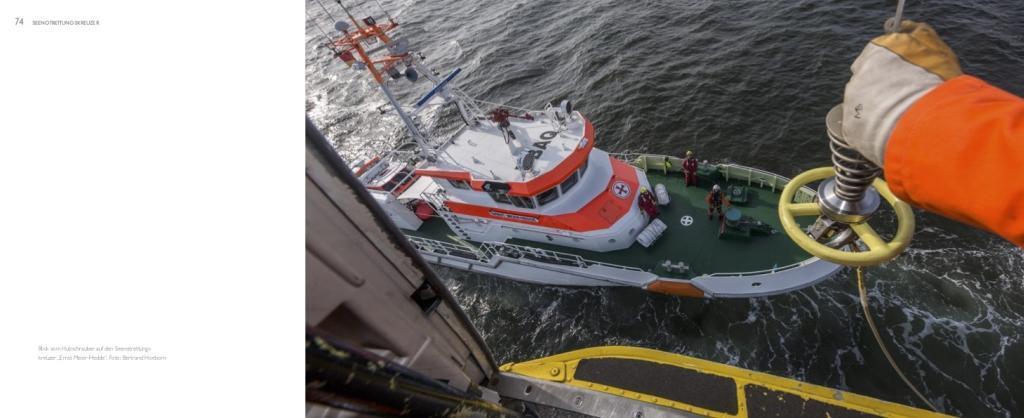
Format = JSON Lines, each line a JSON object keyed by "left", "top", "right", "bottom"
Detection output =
{"left": 400, "top": 104, "right": 652, "bottom": 253}
{"left": 319, "top": 9, "right": 842, "bottom": 298}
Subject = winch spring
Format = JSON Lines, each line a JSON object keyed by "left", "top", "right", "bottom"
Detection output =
{"left": 828, "top": 125, "right": 881, "bottom": 202}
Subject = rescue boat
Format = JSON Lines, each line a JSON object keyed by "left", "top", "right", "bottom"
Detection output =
{"left": 305, "top": 126, "right": 949, "bottom": 417}
{"left": 316, "top": 8, "right": 842, "bottom": 298}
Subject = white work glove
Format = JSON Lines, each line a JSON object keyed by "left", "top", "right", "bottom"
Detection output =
{"left": 842, "top": 21, "right": 962, "bottom": 166}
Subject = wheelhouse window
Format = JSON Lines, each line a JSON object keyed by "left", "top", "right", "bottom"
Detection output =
{"left": 447, "top": 179, "right": 470, "bottom": 190}
{"left": 578, "top": 158, "right": 588, "bottom": 178}
{"left": 560, "top": 171, "right": 579, "bottom": 194}
{"left": 488, "top": 190, "right": 512, "bottom": 204}
{"left": 536, "top": 187, "right": 559, "bottom": 206}
{"left": 509, "top": 195, "right": 536, "bottom": 209}
{"left": 382, "top": 169, "right": 412, "bottom": 191}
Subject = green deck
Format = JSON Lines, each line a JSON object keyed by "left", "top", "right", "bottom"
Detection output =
{"left": 406, "top": 163, "right": 812, "bottom": 279}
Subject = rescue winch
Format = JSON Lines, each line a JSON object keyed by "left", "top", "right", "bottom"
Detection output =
{"left": 780, "top": 0, "right": 919, "bottom": 267}
{"left": 782, "top": 0, "right": 939, "bottom": 411}
{"left": 778, "top": 104, "right": 915, "bottom": 266}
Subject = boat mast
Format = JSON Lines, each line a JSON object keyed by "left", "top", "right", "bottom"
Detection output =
{"left": 329, "top": 2, "right": 434, "bottom": 159}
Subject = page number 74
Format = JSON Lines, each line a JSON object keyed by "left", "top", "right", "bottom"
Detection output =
{"left": 15, "top": 17, "right": 24, "bottom": 25}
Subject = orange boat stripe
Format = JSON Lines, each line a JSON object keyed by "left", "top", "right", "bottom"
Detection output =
{"left": 645, "top": 280, "right": 705, "bottom": 298}
{"left": 414, "top": 118, "right": 596, "bottom": 197}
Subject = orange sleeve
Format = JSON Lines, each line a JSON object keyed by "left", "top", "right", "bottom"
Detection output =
{"left": 885, "top": 75, "right": 1024, "bottom": 246}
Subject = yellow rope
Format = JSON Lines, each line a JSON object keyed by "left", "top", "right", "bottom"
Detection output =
{"left": 856, "top": 266, "right": 938, "bottom": 412}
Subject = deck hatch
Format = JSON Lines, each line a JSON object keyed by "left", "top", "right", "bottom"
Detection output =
{"left": 573, "top": 357, "right": 738, "bottom": 414}
{"left": 745, "top": 386, "right": 881, "bottom": 418}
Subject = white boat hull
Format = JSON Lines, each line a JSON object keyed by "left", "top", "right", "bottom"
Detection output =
{"left": 415, "top": 243, "right": 843, "bottom": 298}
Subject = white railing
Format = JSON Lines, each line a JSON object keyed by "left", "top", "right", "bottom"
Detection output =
{"left": 420, "top": 190, "right": 447, "bottom": 211}
{"left": 609, "top": 152, "right": 642, "bottom": 163}
{"left": 719, "top": 163, "right": 817, "bottom": 202}
{"left": 407, "top": 235, "right": 643, "bottom": 272}
{"left": 468, "top": 98, "right": 538, "bottom": 115}
{"left": 407, "top": 236, "right": 490, "bottom": 262}
{"left": 698, "top": 258, "right": 817, "bottom": 278}
{"left": 480, "top": 242, "right": 644, "bottom": 272}
{"left": 608, "top": 153, "right": 817, "bottom": 202}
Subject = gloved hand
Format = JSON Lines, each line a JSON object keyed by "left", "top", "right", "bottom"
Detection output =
{"left": 842, "top": 21, "right": 962, "bottom": 166}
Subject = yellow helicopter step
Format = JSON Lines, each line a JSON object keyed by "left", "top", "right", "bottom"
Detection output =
{"left": 500, "top": 346, "right": 949, "bottom": 418}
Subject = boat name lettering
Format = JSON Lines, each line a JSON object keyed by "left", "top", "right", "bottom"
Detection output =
{"left": 488, "top": 211, "right": 539, "bottom": 223}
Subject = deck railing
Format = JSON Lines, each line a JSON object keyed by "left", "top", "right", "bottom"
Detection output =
{"left": 409, "top": 231, "right": 822, "bottom": 283}
{"left": 468, "top": 98, "right": 537, "bottom": 115}
{"left": 420, "top": 190, "right": 447, "bottom": 211}
{"left": 480, "top": 242, "right": 645, "bottom": 272}
{"left": 407, "top": 235, "right": 643, "bottom": 272}
{"left": 407, "top": 236, "right": 490, "bottom": 262}
{"left": 698, "top": 258, "right": 817, "bottom": 278}
{"left": 608, "top": 153, "right": 817, "bottom": 202}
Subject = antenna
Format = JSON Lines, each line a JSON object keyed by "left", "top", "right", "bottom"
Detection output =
{"left": 308, "top": 0, "right": 483, "bottom": 160}
{"left": 335, "top": 0, "right": 361, "bottom": 29}
{"left": 373, "top": 0, "right": 395, "bottom": 23}
{"left": 308, "top": 1, "right": 438, "bottom": 159}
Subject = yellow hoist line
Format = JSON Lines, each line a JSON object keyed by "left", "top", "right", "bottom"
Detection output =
{"left": 855, "top": 265, "right": 939, "bottom": 412}
{"left": 780, "top": 0, "right": 932, "bottom": 409}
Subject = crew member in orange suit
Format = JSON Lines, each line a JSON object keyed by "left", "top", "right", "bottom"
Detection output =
{"left": 706, "top": 184, "right": 729, "bottom": 221}
{"left": 681, "top": 150, "right": 699, "bottom": 187}
{"left": 842, "top": 21, "right": 1023, "bottom": 247}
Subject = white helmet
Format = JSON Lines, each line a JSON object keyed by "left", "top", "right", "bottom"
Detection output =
{"left": 712, "top": 184, "right": 721, "bottom": 192}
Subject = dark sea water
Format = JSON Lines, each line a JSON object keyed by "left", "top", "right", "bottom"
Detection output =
{"left": 306, "top": 1, "right": 1024, "bottom": 416}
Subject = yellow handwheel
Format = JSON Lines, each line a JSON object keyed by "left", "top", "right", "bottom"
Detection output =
{"left": 778, "top": 167, "right": 915, "bottom": 266}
